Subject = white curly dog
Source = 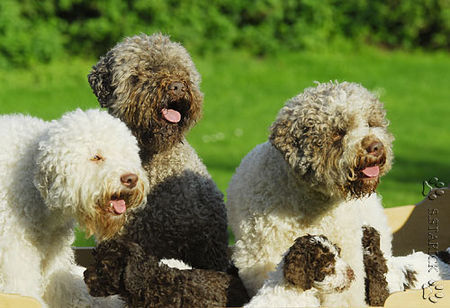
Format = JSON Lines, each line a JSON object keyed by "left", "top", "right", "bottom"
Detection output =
{"left": 0, "top": 109, "right": 149, "bottom": 307}
{"left": 227, "top": 81, "right": 450, "bottom": 306}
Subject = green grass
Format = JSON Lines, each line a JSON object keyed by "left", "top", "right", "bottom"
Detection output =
{"left": 1, "top": 48, "right": 449, "bottom": 246}
{"left": 192, "top": 49, "right": 450, "bottom": 207}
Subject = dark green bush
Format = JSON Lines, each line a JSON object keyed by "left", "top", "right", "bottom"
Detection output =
{"left": 0, "top": 0, "right": 448, "bottom": 67}
{"left": 0, "top": 0, "right": 64, "bottom": 67}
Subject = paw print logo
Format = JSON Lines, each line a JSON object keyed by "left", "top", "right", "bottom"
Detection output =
{"left": 422, "top": 177, "right": 446, "bottom": 200}
{"left": 422, "top": 280, "right": 444, "bottom": 303}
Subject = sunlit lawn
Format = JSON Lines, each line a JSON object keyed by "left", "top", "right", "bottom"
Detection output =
{"left": 1, "top": 47, "right": 449, "bottom": 246}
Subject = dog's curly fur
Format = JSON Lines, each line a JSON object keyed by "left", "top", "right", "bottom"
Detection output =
{"left": 283, "top": 235, "right": 353, "bottom": 292}
{"left": 227, "top": 81, "right": 449, "bottom": 306}
{"left": 84, "top": 239, "right": 249, "bottom": 307}
{"left": 88, "top": 33, "right": 229, "bottom": 271}
{"left": 86, "top": 33, "right": 248, "bottom": 305}
{"left": 362, "top": 226, "right": 390, "bottom": 306}
{"left": 246, "top": 235, "right": 354, "bottom": 307}
{"left": 0, "top": 109, "right": 149, "bottom": 307}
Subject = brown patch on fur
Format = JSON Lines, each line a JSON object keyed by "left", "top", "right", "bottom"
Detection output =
{"left": 270, "top": 114, "right": 347, "bottom": 193}
{"left": 283, "top": 235, "right": 336, "bottom": 290}
{"left": 362, "top": 226, "right": 390, "bottom": 306}
{"left": 403, "top": 269, "right": 417, "bottom": 290}
{"left": 269, "top": 116, "right": 303, "bottom": 172}
{"left": 84, "top": 240, "right": 250, "bottom": 307}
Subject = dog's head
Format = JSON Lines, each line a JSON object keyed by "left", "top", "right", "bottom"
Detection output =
{"left": 88, "top": 33, "right": 203, "bottom": 156}
{"left": 270, "top": 81, "right": 394, "bottom": 199}
{"left": 33, "top": 109, "right": 149, "bottom": 241}
{"left": 283, "top": 235, "right": 354, "bottom": 293}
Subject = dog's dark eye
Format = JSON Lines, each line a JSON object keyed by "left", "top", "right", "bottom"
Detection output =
{"left": 91, "top": 154, "right": 105, "bottom": 162}
{"left": 332, "top": 129, "right": 346, "bottom": 142}
{"left": 130, "top": 75, "right": 140, "bottom": 86}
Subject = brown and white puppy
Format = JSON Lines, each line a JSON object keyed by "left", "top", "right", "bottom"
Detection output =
{"left": 246, "top": 235, "right": 354, "bottom": 307}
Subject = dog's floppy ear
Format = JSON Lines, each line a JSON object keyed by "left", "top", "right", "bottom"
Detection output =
{"left": 88, "top": 52, "right": 116, "bottom": 108}
{"left": 33, "top": 123, "right": 72, "bottom": 210}
{"left": 283, "top": 236, "right": 316, "bottom": 290}
{"left": 269, "top": 101, "right": 309, "bottom": 175}
{"left": 270, "top": 96, "right": 328, "bottom": 180}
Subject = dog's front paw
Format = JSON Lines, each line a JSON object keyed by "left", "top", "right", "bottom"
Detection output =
{"left": 84, "top": 239, "right": 137, "bottom": 297}
{"left": 83, "top": 265, "right": 114, "bottom": 297}
{"left": 284, "top": 235, "right": 354, "bottom": 293}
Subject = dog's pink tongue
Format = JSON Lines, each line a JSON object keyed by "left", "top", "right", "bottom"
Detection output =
{"left": 110, "top": 200, "right": 126, "bottom": 214}
{"left": 362, "top": 166, "right": 380, "bottom": 178}
{"left": 162, "top": 108, "right": 181, "bottom": 123}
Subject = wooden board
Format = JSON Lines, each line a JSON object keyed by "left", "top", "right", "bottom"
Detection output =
{"left": 0, "top": 293, "right": 41, "bottom": 308}
{"left": 384, "top": 280, "right": 449, "bottom": 307}
{"left": 388, "top": 187, "right": 449, "bottom": 256}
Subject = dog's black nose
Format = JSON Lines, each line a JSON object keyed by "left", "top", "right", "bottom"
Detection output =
{"left": 120, "top": 173, "right": 138, "bottom": 189}
{"left": 168, "top": 82, "right": 186, "bottom": 97}
{"left": 366, "top": 141, "right": 384, "bottom": 156}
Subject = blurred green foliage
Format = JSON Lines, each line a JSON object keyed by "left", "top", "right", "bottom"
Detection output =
{"left": 1, "top": 0, "right": 449, "bottom": 67}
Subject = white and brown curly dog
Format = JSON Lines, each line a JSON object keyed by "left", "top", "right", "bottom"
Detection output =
{"left": 0, "top": 109, "right": 149, "bottom": 307}
{"left": 227, "top": 81, "right": 450, "bottom": 306}
{"left": 246, "top": 234, "right": 354, "bottom": 307}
